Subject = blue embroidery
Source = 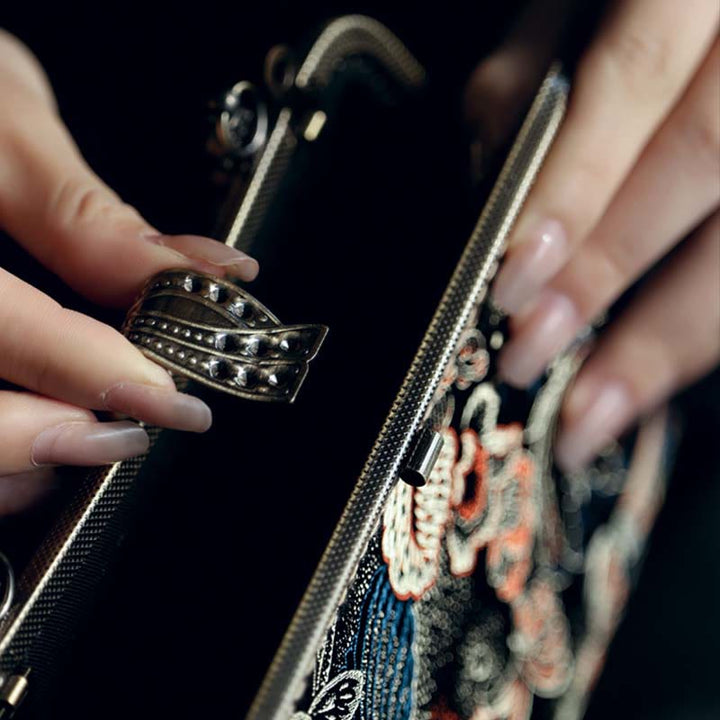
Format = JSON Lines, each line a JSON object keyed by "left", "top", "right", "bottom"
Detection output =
{"left": 347, "top": 566, "right": 415, "bottom": 720}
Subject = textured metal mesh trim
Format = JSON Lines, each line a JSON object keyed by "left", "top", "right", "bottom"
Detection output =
{"left": 224, "top": 108, "right": 298, "bottom": 252}
{"left": 295, "top": 15, "right": 426, "bottom": 90}
{"left": 247, "top": 66, "right": 569, "bottom": 720}
{"left": 225, "top": 15, "right": 426, "bottom": 253}
{"left": 0, "top": 427, "right": 161, "bottom": 675}
{"left": 0, "top": 15, "right": 428, "bottom": 708}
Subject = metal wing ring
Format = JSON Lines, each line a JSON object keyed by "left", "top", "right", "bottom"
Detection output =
{"left": 124, "top": 269, "right": 328, "bottom": 403}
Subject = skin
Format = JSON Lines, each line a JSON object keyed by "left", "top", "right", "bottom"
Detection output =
{"left": 469, "top": 0, "right": 720, "bottom": 472}
{"left": 0, "top": 30, "right": 258, "bottom": 510}
{"left": 1, "top": 0, "right": 718, "bottom": 511}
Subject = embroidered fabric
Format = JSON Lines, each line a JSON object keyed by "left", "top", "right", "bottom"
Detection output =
{"left": 294, "top": 312, "right": 671, "bottom": 720}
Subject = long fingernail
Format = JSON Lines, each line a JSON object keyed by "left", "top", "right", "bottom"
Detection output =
{"left": 555, "top": 379, "right": 633, "bottom": 473}
{"left": 493, "top": 219, "right": 568, "bottom": 314}
{"left": 32, "top": 421, "right": 150, "bottom": 467}
{"left": 498, "top": 290, "right": 581, "bottom": 387}
{"left": 145, "top": 234, "right": 259, "bottom": 281}
{"left": 102, "top": 382, "right": 212, "bottom": 432}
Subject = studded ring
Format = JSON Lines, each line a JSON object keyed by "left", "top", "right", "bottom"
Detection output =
{"left": 124, "top": 270, "right": 328, "bottom": 403}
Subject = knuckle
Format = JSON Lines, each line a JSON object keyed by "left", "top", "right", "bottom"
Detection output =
{"left": 0, "top": 30, "right": 55, "bottom": 107}
{"left": 29, "top": 351, "right": 54, "bottom": 398}
{"left": 586, "top": 28, "right": 672, "bottom": 98}
{"left": 555, "top": 148, "right": 618, "bottom": 229}
{"left": 599, "top": 237, "right": 638, "bottom": 293}
{"left": 2, "top": 331, "right": 54, "bottom": 397}
{"left": 572, "top": 151, "right": 615, "bottom": 191}
{"left": 51, "top": 178, "right": 119, "bottom": 230}
{"left": 653, "top": 342, "right": 685, "bottom": 399}
{"left": 0, "top": 30, "right": 40, "bottom": 71}
{"left": 618, "top": 332, "right": 678, "bottom": 409}
{"left": 684, "top": 105, "right": 720, "bottom": 178}
{"left": 0, "top": 96, "right": 41, "bottom": 189}
{"left": 48, "top": 177, "right": 146, "bottom": 255}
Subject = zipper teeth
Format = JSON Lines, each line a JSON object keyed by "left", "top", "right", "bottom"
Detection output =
{"left": 247, "top": 66, "right": 568, "bottom": 720}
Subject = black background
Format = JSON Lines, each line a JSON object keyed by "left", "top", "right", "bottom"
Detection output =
{"left": 2, "top": 2, "right": 719, "bottom": 719}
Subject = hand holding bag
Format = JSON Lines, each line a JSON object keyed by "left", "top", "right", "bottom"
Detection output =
{"left": 0, "top": 17, "right": 672, "bottom": 720}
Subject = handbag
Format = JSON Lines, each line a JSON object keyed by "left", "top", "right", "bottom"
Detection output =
{"left": 0, "top": 16, "right": 672, "bottom": 720}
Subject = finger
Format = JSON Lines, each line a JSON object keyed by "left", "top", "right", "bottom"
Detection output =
{"left": 0, "top": 468, "right": 56, "bottom": 517}
{"left": 497, "top": 39, "right": 720, "bottom": 386}
{"left": 0, "top": 32, "right": 257, "bottom": 308}
{"left": 0, "top": 390, "right": 150, "bottom": 475}
{"left": 554, "top": 213, "right": 720, "bottom": 472}
{"left": 0, "top": 267, "right": 212, "bottom": 431}
{"left": 0, "top": 29, "right": 55, "bottom": 107}
{"left": 492, "top": 0, "right": 719, "bottom": 314}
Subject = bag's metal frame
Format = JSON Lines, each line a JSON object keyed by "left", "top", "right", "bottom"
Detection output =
{"left": 0, "top": 14, "right": 428, "bottom": 717}
{"left": 0, "top": 15, "right": 568, "bottom": 720}
{"left": 247, "top": 63, "right": 568, "bottom": 720}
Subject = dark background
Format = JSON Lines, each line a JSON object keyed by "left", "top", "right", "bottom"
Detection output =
{"left": 2, "top": 2, "right": 719, "bottom": 718}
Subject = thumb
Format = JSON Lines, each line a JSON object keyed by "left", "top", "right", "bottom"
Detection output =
{"left": 0, "top": 31, "right": 257, "bottom": 307}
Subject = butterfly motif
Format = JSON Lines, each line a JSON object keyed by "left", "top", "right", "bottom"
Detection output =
{"left": 292, "top": 670, "right": 364, "bottom": 720}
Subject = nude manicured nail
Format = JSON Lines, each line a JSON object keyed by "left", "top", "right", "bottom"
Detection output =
{"left": 493, "top": 219, "right": 568, "bottom": 314}
{"left": 102, "top": 382, "right": 212, "bottom": 432}
{"left": 32, "top": 421, "right": 150, "bottom": 467}
{"left": 498, "top": 290, "right": 581, "bottom": 387}
{"left": 555, "top": 380, "right": 633, "bottom": 473}
{"left": 145, "top": 234, "right": 259, "bottom": 281}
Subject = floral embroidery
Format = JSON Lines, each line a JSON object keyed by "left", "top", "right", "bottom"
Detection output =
{"left": 291, "top": 671, "right": 364, "bottom": 720}
{"left": 435, "top": 328, "right": 490, "bottom": 400}
{"left": 510, "top": 578, "right": 573, "bottom": 697}
{"left": 427, "top": 681, "right": 533, "bottom": 720}
{"left": 468, "top": 680, "right": 533, "bottom": 720}
{"left": 384, "top": 381, "right": 538, "bottom": 605}
{"left": 382, "top": 429, "right": 459, "bottom": 600}
{"left": 446, "top": 424, "right": 536, "bottom": 604}
{"left": 380, "top": 370, "right": 575, "bottom": 716}
{"left": 454, "top": 329, "right": 490, "bottom": 391}
{"left": 300, "top": 315, "right": 669, "bottom": 720}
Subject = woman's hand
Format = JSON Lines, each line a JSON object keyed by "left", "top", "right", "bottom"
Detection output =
{"left": 470, "top": 0, "right": 719, "bottom": 472}
{"left": 0, "top": 31, "right": 258, "bottom": 513}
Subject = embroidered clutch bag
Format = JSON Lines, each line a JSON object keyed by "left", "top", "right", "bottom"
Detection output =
{"left": 0, "top": 16, "right": 672, "bottom": 720}
{"left": 250, "top": 59, "right": 673, "bottom": 720}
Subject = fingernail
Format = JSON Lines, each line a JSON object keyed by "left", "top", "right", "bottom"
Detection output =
{"left": 498, "top": 290, "right": 581, "bottom": 387}
{"left": 145, "top": 234, "right": 259, "bottom": 281}
{"left": 493, "top": 219, "right": 568, "bottom": 314}
{"left": 31, "top": 421, "right": 150, "bottom": 467}
{"left": 102, "top": 382, "right": 212, "bottom": 433}
{"left": 555, "top": 379, "right": 633, "bottom": 473}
